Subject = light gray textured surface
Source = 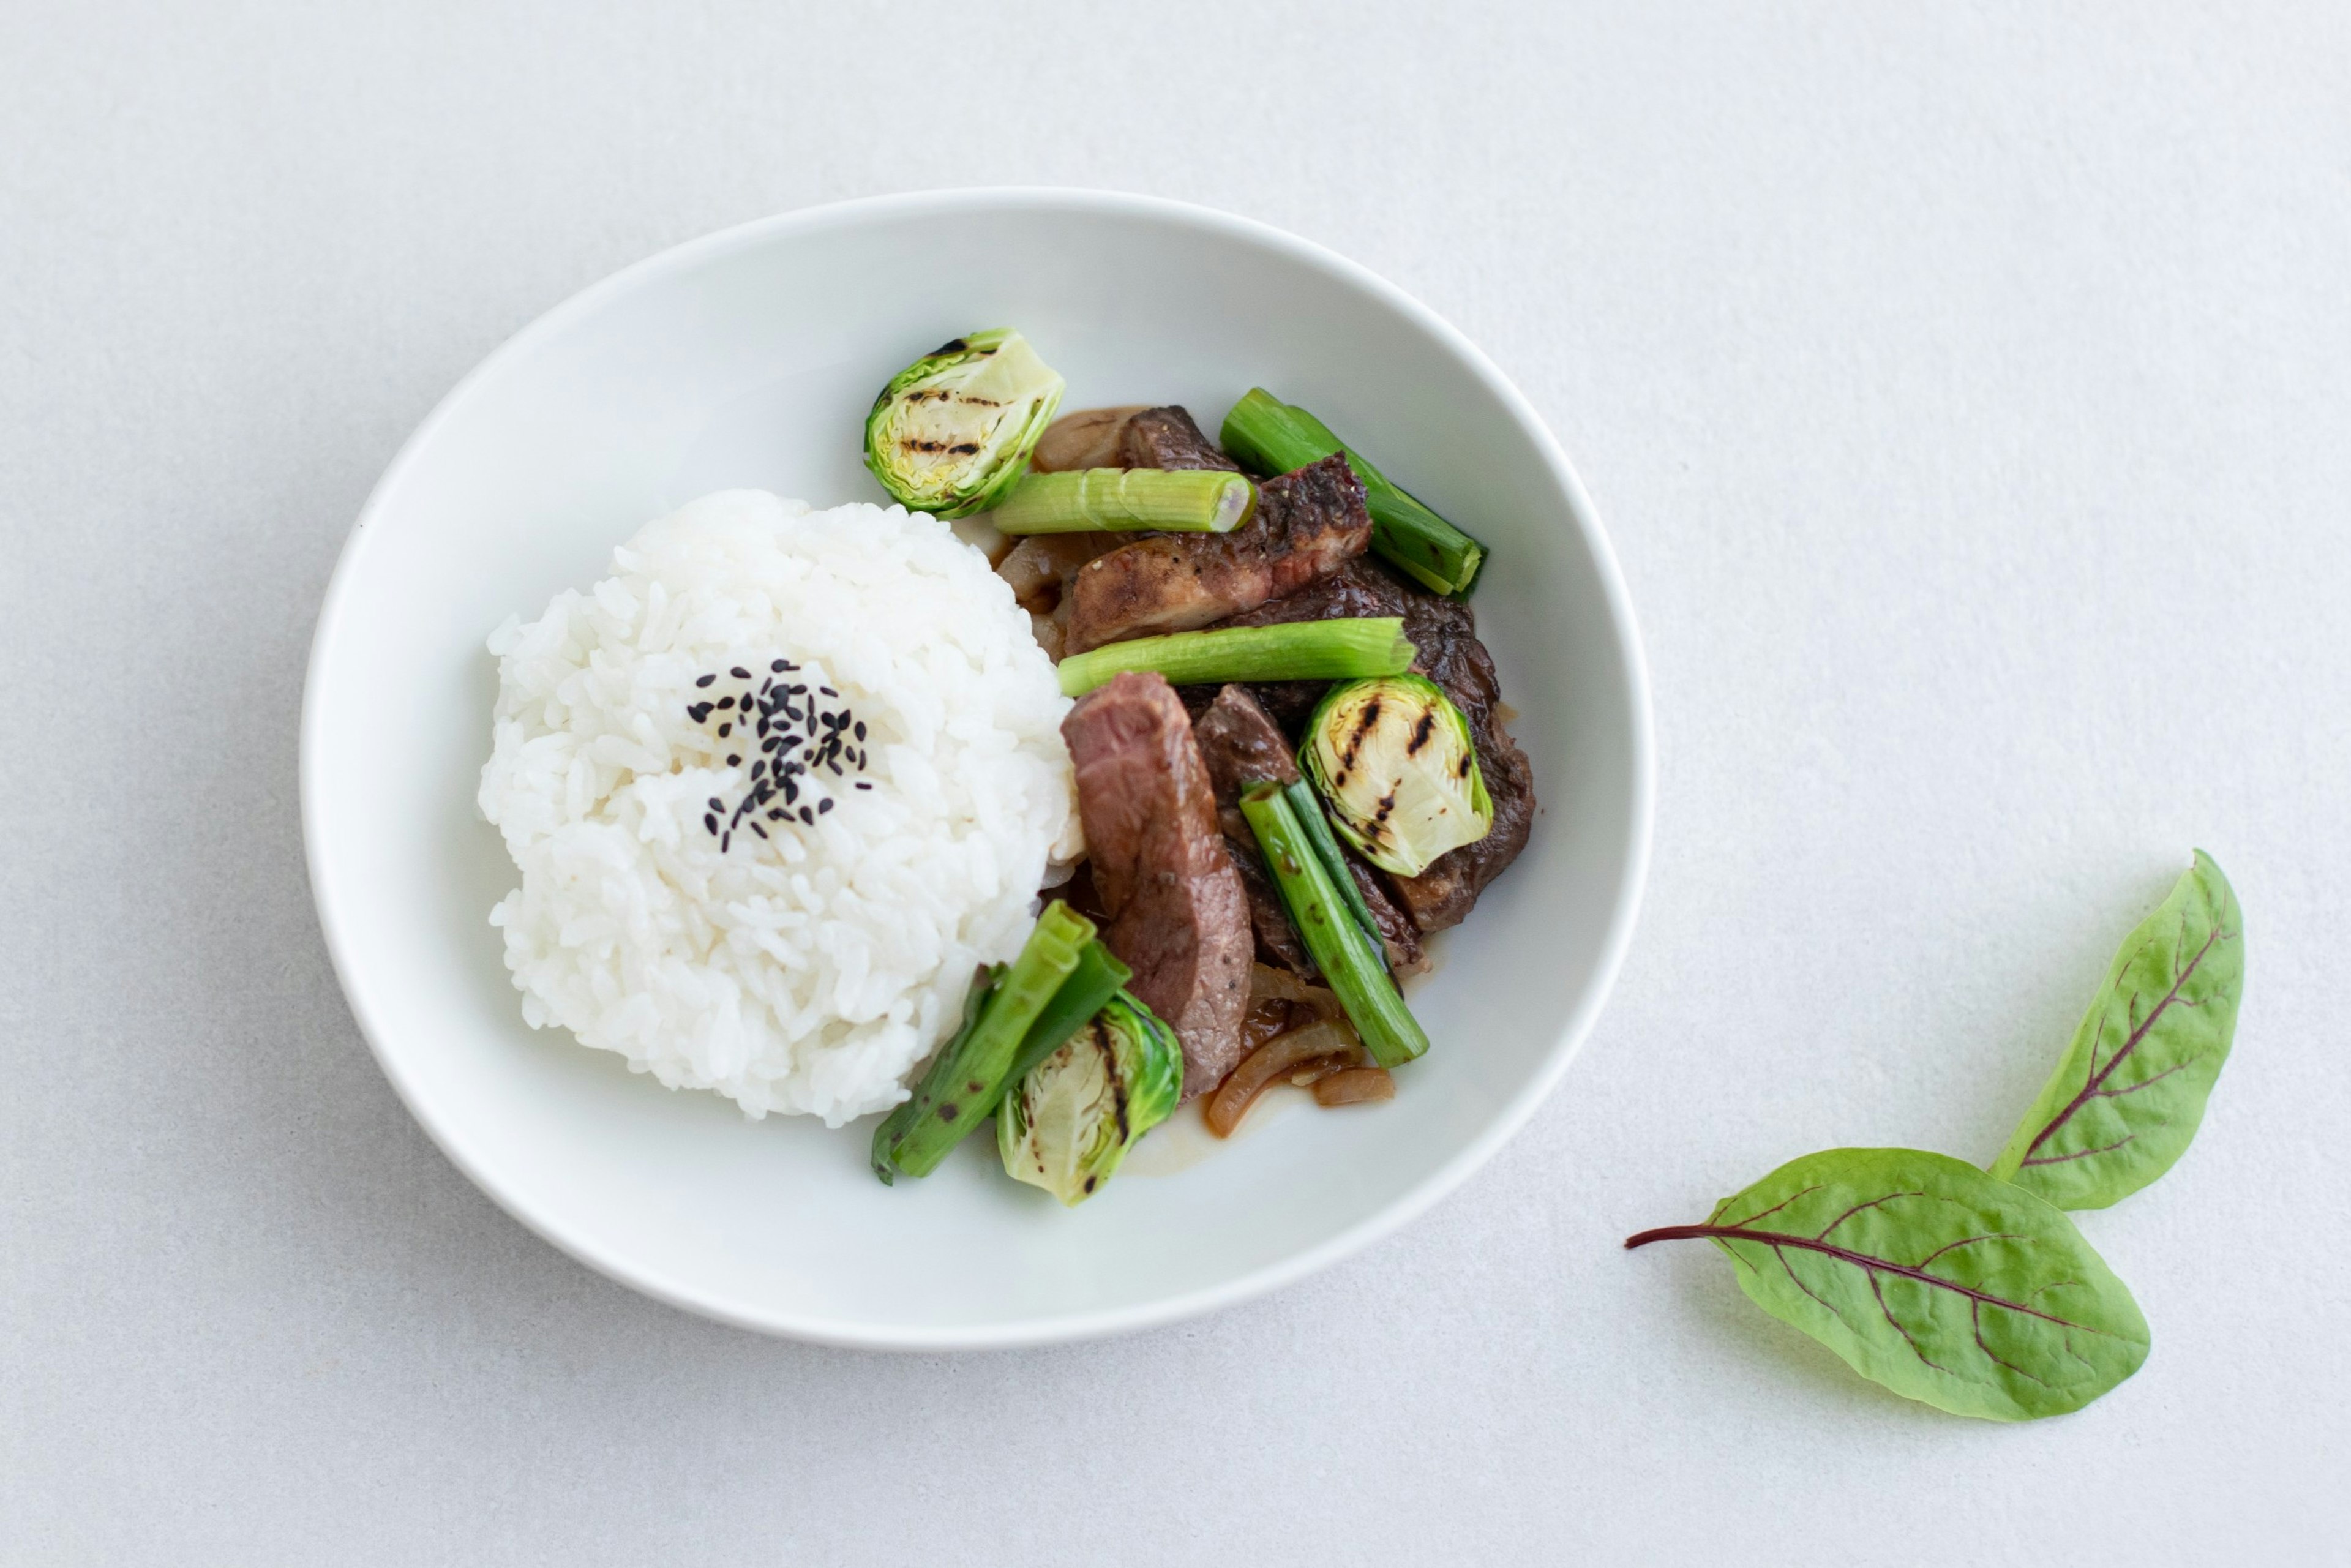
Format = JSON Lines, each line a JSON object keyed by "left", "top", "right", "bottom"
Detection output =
{"left": 4, "top": 2, "right": 2344, "bottom": 1561}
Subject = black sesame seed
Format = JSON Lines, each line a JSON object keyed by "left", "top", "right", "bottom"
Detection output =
{"left": 707, "top": 797, "right": 723, "bottom": 811}
{"left": 703, "top": 812, "right": 717, "bottom": 833}
{"left": 855, "top": 781, "right": 872, "bottom": 790}
{"left": 783, "top": 777, "right": 799, "bottom": 803}
{"left": 771, "top": 659, "right": 786, "bottom": 672}
{"left": 721, "top": 831, "right": 731, "bottom": 851}
{"left": 768, "top": 809, "right": 784, "bottom": 820}
{"left": 730, "top": 667, "right": 750, "bottom": 679}
{"left": 751, "top": 761, "right": 765, "bottom": 779}
{"left": 726, "top": 754, "right": 741, "bottom": 767}
{"left": 799, "top": 806, "right": 815, "bottom": 824}
{"left": 817, "top": 798, "right": 834, "bottom": 814}
{"left": 717, "top": 696, "right": 734, "bottom": 710}
{"left": 687, "top": 703, "right": 713, "bottom": 722}
{"left": 854, "top": 721, "right": 866, "bottom": 741}
{"left": 751, "top": 822, "right": 768, "bottom": 839}
{"left": 820, "top": 686, "right": 836, "bottom": 697}
{"left": 717, "top": 723, "right": 730, "bottom": 738}
{"left": 695, "top": 673, "right": 716, "bottom": 688}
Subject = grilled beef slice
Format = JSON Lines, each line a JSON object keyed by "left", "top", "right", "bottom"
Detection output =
{"left": 1061, "top": 453, "right": 1374, "bottom": 653}
{"left": 1061, "top": 672, "right": 1253, "bottom": 1097}
{"left": 1119, "top": 405, "right": 1242, "bottom": 472}
{"left": 1213, "top": 558, "right": 1535, "bottom": 933}
{"left": 1191, "top": 682, "right": 1303, "bottom": 798}
{"left": 1189, "top": 685, "right": 1312, "bottom": 975}
{"left": 1189, "top": 683, "right": 1426, "bottom": 976}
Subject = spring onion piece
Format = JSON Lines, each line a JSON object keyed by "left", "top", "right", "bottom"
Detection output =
{"left": 992, "top": 468, "right": 1256, "bottom": 535}
{"left": 1057, "top": 618, "right": 1414, "bottom": 698}
{"left": 1282, "top": 779, "right": 1385, "bottom": 957}
{"left": 1005, "top": 939, "right": 1132, "bottom": 1087}
{"left": 1219, "top": 388, "right": 1486, "bottom": 595}
{"left": 1240, "top": 783, "right": 1430, "bottom": 1069}
{"left": 871, "top": 900, "right": 1095, "bottom": 1183}
{"left": 863, "top": 329, "right": 1065, "bottom": 518}
{"left": 997, "top": 992, "right": 1183, "bottom": 1205}
{"left": 1300, "top": 675, "right": 1493, "bottom": 877}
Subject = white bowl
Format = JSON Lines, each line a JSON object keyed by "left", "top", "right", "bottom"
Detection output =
{"left": 302, "top": 189, "right": 1652, "bottom": 1348}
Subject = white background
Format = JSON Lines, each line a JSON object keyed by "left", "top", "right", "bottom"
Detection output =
{"left": 4, "top": 3, "right": 2344, "bottom": 1561}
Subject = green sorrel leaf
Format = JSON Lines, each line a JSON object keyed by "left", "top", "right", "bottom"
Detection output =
{"left": 1989, "top": 852, "right": 2243, "bottom": 1209}
{"left": 1628, "top": 1147, "right": 2148, "bottom": 1420}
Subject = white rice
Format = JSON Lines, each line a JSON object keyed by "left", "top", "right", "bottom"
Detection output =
{"left": 478, "top": 490, "right": 1080, "bottom": 1126}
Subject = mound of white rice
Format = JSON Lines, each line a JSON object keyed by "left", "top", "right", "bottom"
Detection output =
{"left": 478, "top": 490, "right": 1079, "bottom": 1126}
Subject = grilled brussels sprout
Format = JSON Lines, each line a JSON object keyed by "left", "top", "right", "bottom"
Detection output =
{"left": 997, "top": 993, "right": 1182, "bottom": 1206}
{"left": 1300, "top": 675, "right": 1492, "bottom": 878}
{"left": 863, "top": 329, "right": 1065, "bottom": 517}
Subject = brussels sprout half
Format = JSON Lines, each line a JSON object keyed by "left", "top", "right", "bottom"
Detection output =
{"left": 862, "top": 329, "right": 1065, "bottom": 518}
{"left": 997, "top": 993, "right": 1182, "bottom": 1206}
{"left": 1300, "top": 674, "right": 1493, "bottom": 879}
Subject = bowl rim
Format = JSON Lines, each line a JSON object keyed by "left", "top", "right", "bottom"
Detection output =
{"left": 301, "top": 186, "right": 1655, "bottom": 1350}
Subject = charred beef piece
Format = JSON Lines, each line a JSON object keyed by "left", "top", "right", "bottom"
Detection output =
{"left": 1212, "top": 558, "right": 1535, "bottom": 933}
{"left": 1119, "top": 405, "right": 1242, "bottom": 471}
{"left": 1061, "top": 672, "right": 1253, "bottom": 1097}
{"left": 1189, "top": 683, "right": 1426, "bottom": 976}
{"left": 1344, "top": 852, "right": 1433, "bottom": 975}
{"left": 1061, "top": 454, "right": 1374, "bottom": 654}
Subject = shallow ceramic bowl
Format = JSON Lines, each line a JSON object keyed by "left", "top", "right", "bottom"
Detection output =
{"left": 302, "top": 189, "right": 1651, "bottom": 1348}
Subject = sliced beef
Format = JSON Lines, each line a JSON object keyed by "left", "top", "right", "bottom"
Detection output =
{"left": 1192, "top": 682, "right": 1303, "bottom": 798}
{"left": 1190, "top": 685, "right": 1311, "bottom": 974}
{"left": 1062, "top": 454, "right": 1374, "bottom": 653}
{"left": 1190, "top": 683, "right": 1426, "bottom": 976}
{"left": 1061, "top": 672, "right": 1252, "bottom": 1097}
{"left": 1212, "top": 557, "right": 1535, "bottom": 934}
{"left": 1219, "top": 836, "right": 1308, "bottom": 974}
{"left": 1119, "top": 405, "right": 1242, "bottom": 471}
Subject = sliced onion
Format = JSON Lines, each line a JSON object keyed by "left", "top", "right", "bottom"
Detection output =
{"left": 1311, "top": 1067, "right": 1395, "bottom": 1107}
{"left": 1248, "top": 963, "right": 1340, "bottom": 1016}
{"left": 1240, "top": 998, "right": 1297, "bottom": 1055}
{"left": 1029, "top": 612, "right": 1065, "bottom": 663}
{"left": 1204, "top": 1018, "right": 1362, "bottom": 1138}
{"left": 1033, "top": 406, "right": 1147, "bottom": 472}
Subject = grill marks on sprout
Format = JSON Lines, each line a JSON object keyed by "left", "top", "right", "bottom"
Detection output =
{"left": 683, "top": 656, "right": 873, "bottom": 851}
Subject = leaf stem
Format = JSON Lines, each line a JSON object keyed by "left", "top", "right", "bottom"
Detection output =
{"left": 1620, "top": 1222, "right": 2102, "bottom": 1330}
{"left": 1622, "top": 1225, "right": 1719, "bottom": 1250}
